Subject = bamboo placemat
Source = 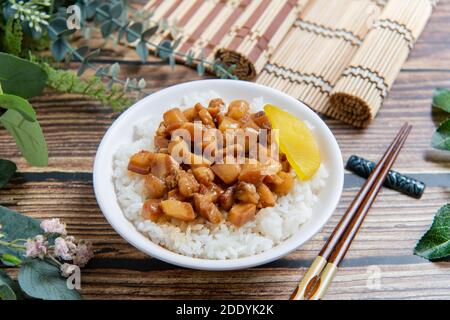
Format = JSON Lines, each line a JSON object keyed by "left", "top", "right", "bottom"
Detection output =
{"left": 142, "top": 0, "right": 437, "bottom": 127}
{"left": 329, "top": 0, "right": 438, "bottom": 127}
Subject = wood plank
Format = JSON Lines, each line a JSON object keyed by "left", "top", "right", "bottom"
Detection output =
{"left": 4, "top": 261, "right": 449, "bottom": 300}
{"left": 1, "top": 176, "right": 448, "bottom": 261}
{"left": 405, "top": 0, "right": 450, "bottom": 70}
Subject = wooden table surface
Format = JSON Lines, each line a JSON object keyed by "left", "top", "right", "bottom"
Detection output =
{"left": 1, "top": 1, "right": 450, "bottom": 300}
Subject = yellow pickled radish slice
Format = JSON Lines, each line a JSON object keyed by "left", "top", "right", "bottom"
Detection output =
{"left": 264, "top": 104, "right": 321, "bottom": 181}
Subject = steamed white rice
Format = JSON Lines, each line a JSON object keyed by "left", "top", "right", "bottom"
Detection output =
{"left": 112, "top": 91, "right": 328, "bottom": 259}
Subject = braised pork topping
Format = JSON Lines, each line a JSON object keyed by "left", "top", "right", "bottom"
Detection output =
{"left": 128, "top": 99, "right": 294, "bottom": 227}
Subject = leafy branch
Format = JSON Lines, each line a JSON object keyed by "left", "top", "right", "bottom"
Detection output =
{"left": 47, "top": 0, "right": 236, "bottom": 97}
{"left": 89, "top": 1, "right": 237, "bottom": 78}
{"left": 0, "top": 52, "right": 48, "bottom": 167}
{"left": 31, "top": 56, "right": 133, "bottom": 112}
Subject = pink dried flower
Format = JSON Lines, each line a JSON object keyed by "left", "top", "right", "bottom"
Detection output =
{"left": 54, "top": 237, "right": 77, "bottom": 260}
{"left": 72, "top": 241, "right": 94, "bottom": 267}
{"left": 40, "top": 218, "right": 66, "bottom": 235}
{"left": 25, "top": 235, "right": 47, "bottom": 259}
{"left": 60, "top": 263, "right": 78, "bottom": 278}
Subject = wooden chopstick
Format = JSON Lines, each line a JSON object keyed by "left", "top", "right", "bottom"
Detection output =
{"left": 290, "top": 123, "right": 413, "bottom": 300}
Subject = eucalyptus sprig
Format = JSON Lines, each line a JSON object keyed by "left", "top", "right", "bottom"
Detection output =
{"left": 47, "top": 0, "right": 237, "bottom": 87}
{"left": 88, "top": 0, "right": 237, "bottom": 78}
{"left": 47, "top": 16, "right": 148, "bottom": 99}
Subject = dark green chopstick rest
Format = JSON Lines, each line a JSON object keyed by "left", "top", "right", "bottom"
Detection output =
{"left": 346, "top": 155, "right": 426, "bottom": 199}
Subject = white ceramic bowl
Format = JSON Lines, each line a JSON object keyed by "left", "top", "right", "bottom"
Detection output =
{"left": 93, "top": 79, "right": 344, "bottom": 271}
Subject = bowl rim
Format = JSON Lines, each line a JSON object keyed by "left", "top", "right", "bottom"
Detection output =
{"left": 93, "top": 79, "right": 344, "bottom": 271}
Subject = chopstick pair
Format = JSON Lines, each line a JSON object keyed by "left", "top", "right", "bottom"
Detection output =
{"left": 290, "top": 123, "right": 413, "bottom": 300}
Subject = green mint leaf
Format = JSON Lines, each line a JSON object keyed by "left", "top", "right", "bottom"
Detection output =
{"left": 0, "top": 109, "right": 48, "bottom": 167}
{"left": 431, "top": 119, "right": 450, "bottom": 152}
{"left": 0, "top": 94, "right": 37, "bottom": 122}
{"left": 433, "top": 88, "right": 450, "bottom": 113}
{"left": 0, "top": 159, "right": 16, "bottom": 189}
{"left": 19, "top": 260, "right": 82, "bottom": 300}
{"left": 414, "top": 204, "right": 450, "bottom": 260}
{"left": 0, "top": 53, "right": 48, "bottom": 99}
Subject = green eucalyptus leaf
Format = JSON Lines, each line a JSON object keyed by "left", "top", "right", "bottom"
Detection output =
{"left": 0, "top": 53, "right": 48, "bottom": 99}
{"left": 142, "top": 26, "right": 158, "bottom": 40}
{"left": 110, "top": 2, "right": 123, "bottom": 18}
{"left": 136, "top": 41, "right": 148, "bottom": 63}
{"left": 74, "top": 46, "right": 89, "bottom": 59}
{"left": 186, "top": 50, "right": 194, "bottom": 66}
{"left": 432, "top": 88, "right": 450, "bottom": 113}
{"left": 77, "top": 63, "right": 88, "bottom": 77}
{"left": 431, "top": 119, "right": 450, "bottom": 151}
{"left": 95, "top": 67, "right": 106, "bottom": 77}
{"left": 96, "top": 3, "right": 111, "bottom": 22}
{"left": 47, "top": 17, "right": 68, "bottom": 40}
{"left": 110, "top": 63, "right": 120, "bottom": 78}
{"left": 0, "top": 206, "right": 42, "bottom": 259}
{"left": 138, "top": 78, "right": 146, "bottom": 89}
{"left": 117, "top": 24, "right": 129, "bottom": 41}
{"left": 86, "top": 0, "right": 100, "bottom": 19}
{"left": 0, "top": 159, "right": 16, "bottom": 189}
{"left": 197, "top": 49, "right": 205, "bottom": 76}
{"left": 197, "top": 61, "right": 205, "bottom": 76}
{"left": 169, "top": 55, "right": 176, "bottom": 69}
{"left": 414, "top": 204, "right": 450, "bottom": 260}
{"left": 51, "top": 38, "right": 69, "bottom": 62}
{"left": 19, "top": 259, "right": 82, "bottom": 300}
{"left": 127, "top": 23, "right": 143, "bottom": 43}
{"left": 1, "top": 253, "right": 22, "bottom": 266}
{"left": 129, "top": 79, "right": 137, "bottom": 90}
{"left": 172, "top": 37, "right": 182, "bottom": 50}
{"left": 158, "top": 40, "right": 173, "bottom": 60}
{"left": 100, "top": 20, "right": 115, "bottom": 38}
{"left": 0, "top": 109, "right": 48, "bottom": 167}
{"left": 0, "top": 94, "right": 36, "bottom": 122}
